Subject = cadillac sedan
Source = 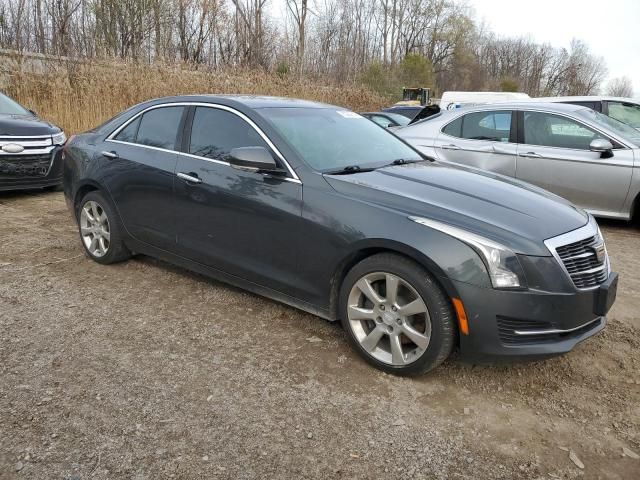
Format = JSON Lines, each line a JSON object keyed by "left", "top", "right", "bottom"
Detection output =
{"left": 63, "top": 96, "right": 617, "bottom": 375}
{"left": 396, "top": 102, "right": 640, "bottom": 221}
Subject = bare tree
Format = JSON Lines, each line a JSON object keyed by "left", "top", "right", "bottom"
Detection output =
{"left": 606, "top": 76, "right": 634, "bottom": 97}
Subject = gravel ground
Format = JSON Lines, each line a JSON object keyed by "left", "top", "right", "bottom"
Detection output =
{"left": 1, "top": 190, "right": 639, "bottom": 480}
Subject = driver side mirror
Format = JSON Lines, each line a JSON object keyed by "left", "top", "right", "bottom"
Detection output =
{"left": 229, "top": 146, "right": 278, "bottom": 173}
{"left": 590, "top": 139, "right": 614, "bottom": 158}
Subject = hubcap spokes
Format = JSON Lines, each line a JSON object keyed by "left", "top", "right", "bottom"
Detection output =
{"left": 348, "top": 272, "right": 431, "bottom": 366}
{"left": 80, "top": 201, "right": 110, "bottom": 257}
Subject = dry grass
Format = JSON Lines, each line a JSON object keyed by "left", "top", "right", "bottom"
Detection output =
{"left": 3, "top": 61, "right": 389, "bottom": 134}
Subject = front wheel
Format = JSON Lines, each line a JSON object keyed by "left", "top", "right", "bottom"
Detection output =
{"left": 340, "top": 253, "right": 456, "bottom": 375}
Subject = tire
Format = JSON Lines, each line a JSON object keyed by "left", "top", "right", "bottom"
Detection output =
{"left": 339, "top": 253, "right": 455, "bottom": 375}
{"left": 76, "top": 190, "right": 131, "bottom": 265}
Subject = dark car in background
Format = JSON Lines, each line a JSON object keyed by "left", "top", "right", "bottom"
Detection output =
{"left": 0, "top": 92, "right": 66, "bottom": 192}
{"left": 63, "top": 95, "right": 617, "bottom": 375}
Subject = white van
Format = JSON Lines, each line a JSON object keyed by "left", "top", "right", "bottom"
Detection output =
{"left": 439, "top": 91, "right": 530, "bottom": 110}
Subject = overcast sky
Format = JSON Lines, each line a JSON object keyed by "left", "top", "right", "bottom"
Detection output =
{"left": 466, "top": 0, "right": 639, "bottom": 96}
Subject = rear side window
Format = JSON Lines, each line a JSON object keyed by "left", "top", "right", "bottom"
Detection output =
{"left": 442, "top": 111, "right": 512, "bottom": 142}
{"left": 114, "top": 116, "right": 140, "bottom": 143}
{"left": 189, "top": 107, "right": 271, "bottom": 162}
{"left": 442, "top": 116, "right": 462, "bottom": 137}
{"left": 115, "top": 106, "right": 184, "bottom": 150}
{"left": 136, "top": 107, "right": 184, "bottom": 150}
{"left": 523, "top": 112, "right": 606, "bottom": 150}
{"left": 461, "top": 111, "right": 512, "bottom": 141}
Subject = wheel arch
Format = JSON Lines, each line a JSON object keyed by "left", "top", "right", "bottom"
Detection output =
{"left": 73, "top": 180, "right": 113, "bottom": 219}
{"left": 328, "top": 239, "right": 461, "bottom": 321}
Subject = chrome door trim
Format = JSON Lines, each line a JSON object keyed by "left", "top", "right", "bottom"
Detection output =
{"left": 105, "top": 101, "right": 301, "bottom": 183}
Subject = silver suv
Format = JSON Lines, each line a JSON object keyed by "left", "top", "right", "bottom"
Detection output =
{"left": 396, "top": 102, "right": 640, "bottom": 221}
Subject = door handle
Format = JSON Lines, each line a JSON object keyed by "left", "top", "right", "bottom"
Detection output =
{"left": 519, "top": 152, "right": 542, "bottom": 158}
{"left": 177, "top": 172, "right": 202, "bottom": 184}
{"left": 101, "top": 150, "right": 118, "bottom": 159}
{"left": 441, "top": 144, "right": 461, "bottom": 150}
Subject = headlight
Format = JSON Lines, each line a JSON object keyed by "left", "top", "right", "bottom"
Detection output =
{"left": 52, "top": 131, "right": 66, "bottom": 145}
{"left": 409, "top": 216, "right": 526, "bottom": 289}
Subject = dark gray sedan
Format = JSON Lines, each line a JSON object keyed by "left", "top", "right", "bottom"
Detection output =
{"left": 63, "top": 96, "right": 617, "bottom": 375}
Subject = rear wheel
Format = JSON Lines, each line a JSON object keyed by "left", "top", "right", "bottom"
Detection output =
{"left": 340, "top": 253, "right": 455, "bottom": 375}
{"left": 77, "top": 191, "right": 131, "bottom": 264}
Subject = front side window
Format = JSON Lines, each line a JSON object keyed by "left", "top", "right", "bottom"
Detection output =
{"left": 261, "top": 108, "right": 422, "bottom": 172}
{"left": 607, "top": 102, "right": 640, "bottom": 129}
{"left": 523, "top": 112, "right": 606, "bottom": 150}
{"left": 189, "top": 107, "right": 270, "bottom": 162}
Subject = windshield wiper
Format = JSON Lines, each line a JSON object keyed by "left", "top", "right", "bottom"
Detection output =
{"left": 325, "top": 165, "right": 376, "bottom": 175}
{"left": 375, "top": 158, "right": 429, "bottom": 169}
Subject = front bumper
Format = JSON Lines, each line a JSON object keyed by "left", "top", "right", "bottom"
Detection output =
{"left": 453, "top": 272, "right": 617, "bottom": 362}
{"left": 0, "top": 147, "right": 63, "bottom": 192}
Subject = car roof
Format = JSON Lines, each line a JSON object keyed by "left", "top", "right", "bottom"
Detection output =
{"left": 139, "top": 94, "right": 339, "bottom": 110}
{"left": 435, "top": 101, "right": 588, "bottom": 114}
{"left": 532, "top": 95, "right": 639, "bottom": 103}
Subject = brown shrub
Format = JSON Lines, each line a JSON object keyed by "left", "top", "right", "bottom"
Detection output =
{"left": 4, "top": 62, "right": 389, "bottom": 134}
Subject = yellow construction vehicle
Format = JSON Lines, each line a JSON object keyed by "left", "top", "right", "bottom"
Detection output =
{"left": 395, "top": 87, "right": 430, "bottom": 106}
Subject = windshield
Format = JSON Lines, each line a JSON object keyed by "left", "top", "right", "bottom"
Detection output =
{"left": 578, "top": 108, "right": 640, "bottom": 146}
{"left": 0, "top": 93, "right": 30, "bottom": 115}
{"left": 260, "top": 108, "right": 422, "bottom": 172}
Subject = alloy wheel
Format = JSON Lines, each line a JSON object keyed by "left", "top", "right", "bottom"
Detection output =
{"left": 347, "top": 272, "right": 431, "bottom": 366}
{"left": 80, "top": 200, "right": 111, "bottom": 258}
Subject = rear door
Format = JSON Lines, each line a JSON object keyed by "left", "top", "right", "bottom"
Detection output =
{"left": 515, "top": 110, "right": 633, "bottom": 214}
{"left": 172, "top": 105, "right": 304, "bottom": 297}
{"left": 103, "top": 105, "right": 186, "bottom": 250}
{"left": 434, "top": 110, "right": 518, "bottom": 176}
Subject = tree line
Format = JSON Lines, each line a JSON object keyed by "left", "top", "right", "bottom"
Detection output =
{"left": 0, "top": 0, "right": 615, "bottom": 97}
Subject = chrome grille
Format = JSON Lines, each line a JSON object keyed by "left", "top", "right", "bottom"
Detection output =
{"left": 555, "top": 235, "right": 608, "bottom": 289}
{"left": 0, "top": 154, "right": 53, "bottom": 178}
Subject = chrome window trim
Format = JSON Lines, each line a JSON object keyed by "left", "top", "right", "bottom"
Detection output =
{"left": 543, "top": 215, "right": 610, "bottom": 291}
{"left": 106, "top": 101, "right": 301, "bottom": 183}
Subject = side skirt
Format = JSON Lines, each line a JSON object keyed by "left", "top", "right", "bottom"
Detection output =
{"left": 125, "top": 237, "right": 334, "bottom": 321}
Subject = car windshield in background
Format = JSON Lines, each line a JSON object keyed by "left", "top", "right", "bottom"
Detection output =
{"left": 261, "top": 108, "right": 422, "bottom": 172}
{"left": 578, "top": 108, "right": 640, "bottom": 147}
{"left": 385, "top": 112, "right": 411, "bottom": 126}
{"left": 0, "top": 93, "right": 30, "bottom": 115}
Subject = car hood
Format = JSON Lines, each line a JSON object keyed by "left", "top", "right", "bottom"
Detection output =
{"left": 324, "top": 162, "right": 589, "bottom": 256}
{"left": 0, "top": 114, "right": 60, "bottom": 136}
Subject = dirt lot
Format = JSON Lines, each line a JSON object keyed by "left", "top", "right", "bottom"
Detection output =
{"left": 0, "top": 190, "right": 638, "bottom": 479}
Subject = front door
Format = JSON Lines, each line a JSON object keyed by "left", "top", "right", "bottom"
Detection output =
{"left": 102, "top": 105, "right": 186, "bottom": 250}
{"left": 172, "top": 105, "right": 304, "bottom": 297}
{"left": 515, "top": 110, "right": 633, "bottom": 215}
{"left": 434, "top": 110, "right": 518, "bottom": 177}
